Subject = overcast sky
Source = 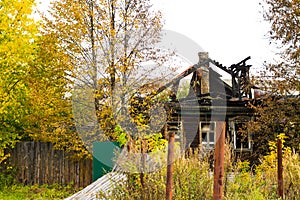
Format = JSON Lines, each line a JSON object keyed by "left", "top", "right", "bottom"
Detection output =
{"left": 36, "top": 0, "right": 276, "bottom": 74}
{"left": 153, "top": 0, "right": 276, "bottom": 70}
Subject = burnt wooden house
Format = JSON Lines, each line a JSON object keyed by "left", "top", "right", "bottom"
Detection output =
{"left": 160, "top": 52, "right": 257, "bottom": 152}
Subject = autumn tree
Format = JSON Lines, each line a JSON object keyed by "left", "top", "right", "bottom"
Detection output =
{"left": 248, "top": 0, "right": 300, "bottom": 158}
{"left": 25, "top": 30, "right": 91, "bottom": 158}
{"left": 0, "top": 0, "right": 90, "bottom": 162}
{"left": 263, "top": 0, "right": 299, "bottom": 92}
{"left": 0, "top": 0, "right": 40, "bottom": 162}
{"left": 42, "top": 0, "right": 167, "bottom": 149}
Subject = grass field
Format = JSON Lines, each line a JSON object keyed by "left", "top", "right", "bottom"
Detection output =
{"left": 0, "top": 184, "right": 78, "bottom": 200}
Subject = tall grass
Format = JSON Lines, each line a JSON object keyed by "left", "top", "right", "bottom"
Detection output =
{"left": 104, "top": 149, "right": 214, "bottom": 200}
{"left": 103, "top": 139, "right": 300, "bottom": 200}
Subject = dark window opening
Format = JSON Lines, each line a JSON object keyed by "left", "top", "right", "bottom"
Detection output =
{"left": 200, "top": 122, "right": 216, "bottom": 149}
{"left": 230, "top": 119, "right": 251, "bottom": 151}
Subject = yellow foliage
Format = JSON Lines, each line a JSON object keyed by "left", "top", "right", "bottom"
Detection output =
{"left": 0, "top": 0, "right": 39, "bottom": 163}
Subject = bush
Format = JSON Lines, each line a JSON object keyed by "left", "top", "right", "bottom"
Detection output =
{"left": 0, "top": 164, "right": 17, "bottom": 189}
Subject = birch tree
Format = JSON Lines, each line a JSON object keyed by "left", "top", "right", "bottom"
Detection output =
{"left": 42, "top": 0, "right": 166, "bottom": 149}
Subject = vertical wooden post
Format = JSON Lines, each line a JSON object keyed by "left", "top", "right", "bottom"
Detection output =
{"left": 140, "top": 139, "right": 147, "bottom": 200}
{"left": 166, "top": 132, "right": 175, "bottom": 200}
{"left": 213, "top": 122, "right": 226, "bottom": 200}
{"left": 277, "top": 138, "right": 283, "bottom": 198}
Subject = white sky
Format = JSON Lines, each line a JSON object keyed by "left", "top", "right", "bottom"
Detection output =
{"left": 152, "top": 0, "right": 276, "bottom": 70}
{"left": 36, "top": 0, "right": 276, "bottom": 74}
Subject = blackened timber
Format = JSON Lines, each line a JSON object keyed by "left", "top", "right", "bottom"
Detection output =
{"left": 209, "top": 59, "right": 232, "bottom": 75}
{"left": 166, "top": 100, "right": 253, "bottom": 117}
{"left": 229, "top": 56, "right": 251, "bottom": 68}
{"left": 154, "top": 59, "right": 210, "bottom": 95}
{"left": 210, "top": 56, "right": 252, "bottom": 100}
{"left": 155, "top": 65, "right": 198, "bottom": 95}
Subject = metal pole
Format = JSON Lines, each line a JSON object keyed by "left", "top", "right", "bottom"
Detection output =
{"left": 166, "top": 132, "right": 175, "bottom": 200}
{"left": 213, "top": 122, "right": 225, "bottom": 200}
{"left": 277, "top": 138, "right": 283, "bottom": 198}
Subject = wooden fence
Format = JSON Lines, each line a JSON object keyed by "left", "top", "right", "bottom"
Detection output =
{"left": 5, "top": 142, "right": 92, "bottom": 188}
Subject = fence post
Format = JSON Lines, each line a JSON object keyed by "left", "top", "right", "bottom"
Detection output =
{"left": 213, "top": 122, "right": 226, "bottom": 200}
{"left": 277, "top": 138, "right": 283, "bottom": 198}
{"left": 166, "top": 132, "right": 175, "bottom": 200}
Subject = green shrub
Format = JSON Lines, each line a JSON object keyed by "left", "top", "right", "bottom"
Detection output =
{"left": 0, "top": 164, "right": 17, "bottom": 189}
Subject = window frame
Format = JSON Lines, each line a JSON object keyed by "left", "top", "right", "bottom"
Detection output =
{"left": 229, "top": 117, "right": 252, "bottom": 152}
{"left": 199, "top": 121, "right": 216, "bottom": 149}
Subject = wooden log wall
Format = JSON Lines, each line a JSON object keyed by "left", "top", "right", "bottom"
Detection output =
{"left": 6, "top": 142, "right": 92, "bottom": 188}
